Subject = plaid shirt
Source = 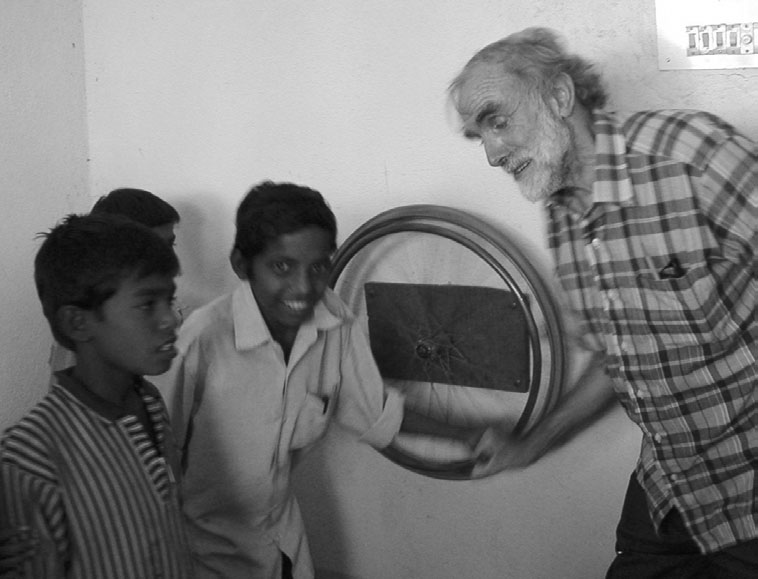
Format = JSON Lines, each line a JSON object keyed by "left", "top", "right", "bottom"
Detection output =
{"left": 547, "top": 110, "right": 757, "bottom": 553}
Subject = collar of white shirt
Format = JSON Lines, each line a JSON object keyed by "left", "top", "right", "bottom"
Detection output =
{"left": 231, "top": 282, "right": 342, "bottom": 352}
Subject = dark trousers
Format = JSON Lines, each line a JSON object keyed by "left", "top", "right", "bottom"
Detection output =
{"left": 281, "top": 551, "right": 293, "bottom": 579}
{"left": 606, "top": 474, "right": 758, "bottom": 578}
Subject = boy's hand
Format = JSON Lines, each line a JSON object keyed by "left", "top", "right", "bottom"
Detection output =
{"left": 462, "top": 426, "right": 487, "bottom": 451}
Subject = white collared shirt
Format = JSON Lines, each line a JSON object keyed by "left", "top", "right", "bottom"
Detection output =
{"left": 154, "top": 282, "right": 404, "bottom": 578}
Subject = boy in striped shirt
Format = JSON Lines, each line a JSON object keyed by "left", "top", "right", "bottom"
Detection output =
{"left": 1, "top": 214, "right": 193, "bottom": 578}
{"left": 47, "top": 187, "right": 184, "bottom": 383}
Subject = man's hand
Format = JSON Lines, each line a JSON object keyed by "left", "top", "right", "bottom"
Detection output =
{"left": 471, "top": 426, "right": 541, "bottom": 478}
{"left": 470, "top": 351, "right": 616, "bottom": 478}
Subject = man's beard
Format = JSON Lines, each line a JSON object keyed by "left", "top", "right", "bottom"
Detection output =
{"left": 514, "top": 106, "right": 574, "bottom": 204}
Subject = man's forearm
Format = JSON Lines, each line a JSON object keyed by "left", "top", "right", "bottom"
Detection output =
{"left": 523, "top": 351, "right": 616, "bottom": 460}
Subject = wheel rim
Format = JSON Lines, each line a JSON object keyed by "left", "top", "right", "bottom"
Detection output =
{"left": 330, "top": 205, "right": 566, "bottom": 479}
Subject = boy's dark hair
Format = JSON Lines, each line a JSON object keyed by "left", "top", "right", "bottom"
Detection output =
{"left": 34, "top": 213, "right": 180, "bottom": 350}
{"left": 234, "top": 181, "right": 337, "bottom": 259}
{"left": 91, "top": 188, "right": 180, "bottom": 228}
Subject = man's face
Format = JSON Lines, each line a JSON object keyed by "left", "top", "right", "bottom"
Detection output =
{"left": 237, "top": 226, "right": 333, "bottom": 342}
{"left": 456, "top": 63, "right": 574, "bottom": 203}
{"left": 86, "top": 273, "right": 179, "bottom": 380}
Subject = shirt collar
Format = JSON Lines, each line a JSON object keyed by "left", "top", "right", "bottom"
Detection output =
{"left": 231, "top": 282, "right": 342, "bottom": 351}
{"left": 591, "top": 110, "right": 635, "bottom": 206}
{"left": 54, "top": 369, "right": 153, "bottom": 422}
{"left": 547, "top": 110, "right": 636, "bottom": 216}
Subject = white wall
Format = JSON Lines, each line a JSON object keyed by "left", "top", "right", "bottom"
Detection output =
{"left": 0, "top": 0, "right": 89, "bottom": 429}
{"left": 3, "top": 0, "right": 757, "bottom": 577}
{"left": 80, "top": 1, "right": 758, "bottom": 579}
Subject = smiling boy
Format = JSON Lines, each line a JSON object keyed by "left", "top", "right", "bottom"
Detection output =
{"left": 0, "top": 214, "right": 192, "bottom": 578}
{"left": 154, "top": 181, "right": 407, "bottom": 579}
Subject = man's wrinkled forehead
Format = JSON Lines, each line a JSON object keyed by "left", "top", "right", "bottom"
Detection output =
{"left": 454, "top": 65, "right": 522, "bottom": 130}
{"left": 455, "top": 63, "right": 520, "bottom": 110}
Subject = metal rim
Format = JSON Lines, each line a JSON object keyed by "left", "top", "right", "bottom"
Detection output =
{"left": 330, "top": 204, "right": 566, "bottom": 479}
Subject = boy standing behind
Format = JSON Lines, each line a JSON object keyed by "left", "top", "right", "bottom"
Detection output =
{"left": 48, "top": 188, "right": 183, "bottom": 379}
{"left": 1, "top": 214, "right": 193, "bottom": 577}
{"left": 155, "top": 182, "right": 407, "bottom": 578}
{"left": 91, "top": 187, "right": 181, "bottom": 246}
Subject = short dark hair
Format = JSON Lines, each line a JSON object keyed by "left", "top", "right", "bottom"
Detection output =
{"left": 233, "top": 181, "right": 337, "bottom": 260}
{"left": 91, "top": 188, "right": 180, "bottom": 228}
{"left": 449, "top": 27, "right": 608, "bottom": 112}
{"left": 34, "top": 213, "right": 180, "bottom": 350}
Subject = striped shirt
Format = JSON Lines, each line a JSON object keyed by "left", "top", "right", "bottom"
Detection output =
{"left": 547, "top": 110, "right": 758, "bottom": 554}
{"left": 1, "top": 373, "right": 193, "bottom": 577}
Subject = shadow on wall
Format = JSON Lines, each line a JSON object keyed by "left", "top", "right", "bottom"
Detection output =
{"left": 173, "top": 192, "right": 238, "bottom": 312}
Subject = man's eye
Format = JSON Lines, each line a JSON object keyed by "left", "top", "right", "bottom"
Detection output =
{"left": 485, "top": 115, "right": 508, "bottom": 131}
{"left": 138, "top": 300, "right": 156, "bottom": 311}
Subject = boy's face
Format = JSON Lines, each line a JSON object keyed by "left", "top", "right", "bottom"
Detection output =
{"left": 84, "top": 273, "right": 178, "bottom": 380}
{"left": 238, "top": 226, "right": 333, "bottom": 337}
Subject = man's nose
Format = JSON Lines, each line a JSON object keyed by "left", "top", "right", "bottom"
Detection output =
{"left": 483, "top": 136, "right": 507, "bottom": 168}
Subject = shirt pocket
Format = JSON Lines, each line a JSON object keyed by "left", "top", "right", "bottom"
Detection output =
{"left": 635, "top": 258, "right": 741, "bottom": 349}
{"left": 289, "top": 387, "right": 336, "bottom": 450}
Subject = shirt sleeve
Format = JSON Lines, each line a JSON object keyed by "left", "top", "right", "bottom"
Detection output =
{"left": 152, "top": 337, "right": 202, "bottom": 469}
{"left": 697, "top": 125, "right": 758, "bottom": 269}
{"left": 332, "top": 320, "right": 405, "bottom": 449}
{"left": 0, "top": 462, "right": 67, "bottom": 577}
{"left": 694, "top": 127, "right": 758, "bottom": 336}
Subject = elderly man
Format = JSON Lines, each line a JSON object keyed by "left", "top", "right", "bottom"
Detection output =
{"left": 450, "top": 27, "right": 757, "bottom": 578}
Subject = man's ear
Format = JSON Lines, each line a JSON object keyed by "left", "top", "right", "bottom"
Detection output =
{"left": 230, "top": 247, "right": 250, "bottom": 281}
{"left": 57, "top": 305, "right": 93, "bottom": 345}
{"left": 549, "top": 72, "right": 576, "bottom": 118}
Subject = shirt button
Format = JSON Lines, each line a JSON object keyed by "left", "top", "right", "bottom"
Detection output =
{"left": 653, "top": 433, "right": 663, "bottom": 444}
{"left": 591, "top": 237, "right": 600, "bottom": 248}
